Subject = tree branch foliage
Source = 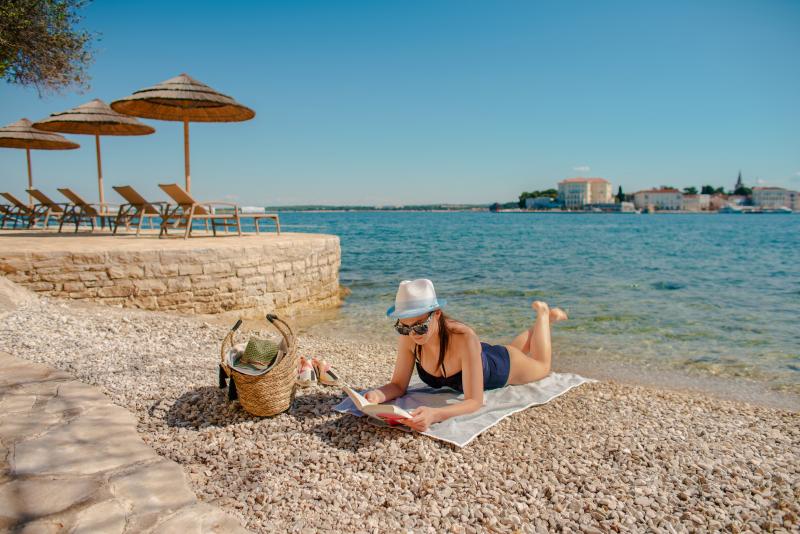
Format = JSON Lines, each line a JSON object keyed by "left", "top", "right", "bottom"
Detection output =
{"left": 518, "top": 189, "right": 557, "bottom": 208}
{"left": 0, "top": 0, "right": 95, "bottom": 95}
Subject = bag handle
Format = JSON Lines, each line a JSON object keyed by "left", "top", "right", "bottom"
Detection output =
{"left": 266, "top": 314, "right": 296, "bottom": 352}
{"left": 220, "top": 315, "right": 295, "bottom": 363}
{"left": 220, "top": 319, "right": 243, "bottom": 365}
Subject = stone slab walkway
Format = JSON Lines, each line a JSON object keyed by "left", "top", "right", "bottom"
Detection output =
{"left": 0, "top": 351, "right": 249, "bottom": 533}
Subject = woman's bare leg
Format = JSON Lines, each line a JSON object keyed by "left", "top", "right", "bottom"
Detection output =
{"left": 527, "top": 301, "right": 552, "bottom": 369}
{"left": 506, "top": 301, "right": 568, "bottom": 385}
{"left": 509, "top": 304, "right": 569, "bottom": 353}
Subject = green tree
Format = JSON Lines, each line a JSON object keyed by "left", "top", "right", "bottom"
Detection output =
{"left": 0, "top": 0, "right": 96, "bottom": 94}
{"left": 700, "top": 185, "right": 715, "bottom": 195}
{"left": 518, "top": 189, "right": 558, "bottom": 208}
{"left": 683, "top": 186, "right": 698, "bottom": 195}
{"left": 539, "top": 188, "right": 558, "bottom": 198}
{"left": 616, "top": 186, "right": 624, "bottom": 202}
{"left": 733, "top": 186, "right": 752, "bottom": 196}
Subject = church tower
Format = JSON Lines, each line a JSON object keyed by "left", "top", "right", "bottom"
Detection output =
{"left": 735, "top": 171, "right": 743, "bottom": 191}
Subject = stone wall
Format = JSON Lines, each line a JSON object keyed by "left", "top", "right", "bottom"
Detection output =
{"left": 0, "top": 235, "right": 342, "bottom": 316}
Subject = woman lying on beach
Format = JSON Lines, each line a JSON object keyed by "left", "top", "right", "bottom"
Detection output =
{"left": 364, "top": 279, "right": 568, "bottom": 432}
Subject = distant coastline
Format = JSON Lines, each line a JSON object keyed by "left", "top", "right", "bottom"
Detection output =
{"left": 262, "top": 204, "right": 489, "bottom": 212}
{"left": 259, "top": 205, "right": 797, "bottom": 214}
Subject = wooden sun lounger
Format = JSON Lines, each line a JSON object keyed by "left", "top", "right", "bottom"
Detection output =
{"left": 0, "top": 203, "right": 19, "bottom": 229}
{"left": 57, "top": 188, "right": 116, "bottom": 233}
{"left": 241, "top": 210, "right": 281, "bottom": 235}
{"left": 112, "top": 185, "right": 167, "bottom": 236}
{"left": 0, "top": 192, "right": 36, "bottom": 229}
{"left": 26, "top": 189, "right": 69, "bottom": 229}
{"left": 158, "top": 183, "right": 241, "bottom": 239}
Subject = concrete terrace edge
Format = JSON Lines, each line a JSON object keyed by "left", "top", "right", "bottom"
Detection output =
{"left": 0, "top": 351, "right": 250, "bottom": 533}
{"left": 0, "top": 232, "right": 342, "bottom": 317}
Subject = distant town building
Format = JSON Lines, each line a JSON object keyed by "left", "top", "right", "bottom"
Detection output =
{"left": 525, "top": 197, "right": 560, "bottom": 210}
{"left": 681, "top": 194, "right": 710, "bottom": 212}
{"left": 633, "top": 188, "right": 683, "bottom": 211}
{"left": 585, "top": 202, "right": 636, "bottom": 213}
{"left": 709, "top": 194, "right": 729, "bottom": 211}
{"left": 557, "top": 178, "right": 612, "bottom": 209}
{"left": 709, "top": 194, "right": 747, "bottom": 211}
{"left": 789, "top": 191, "right": 800, "bottom": 211}
{"left": 752, "top": 187, "right": 795, "bottom": 209}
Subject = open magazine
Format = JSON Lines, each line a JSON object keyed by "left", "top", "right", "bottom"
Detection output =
{"left": 341, "top": 385, "right": 413, "bottom": 426}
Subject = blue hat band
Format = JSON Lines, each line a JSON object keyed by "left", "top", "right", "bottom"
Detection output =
{"left": 386, "top": 298, "right": 447, "bottom": 319}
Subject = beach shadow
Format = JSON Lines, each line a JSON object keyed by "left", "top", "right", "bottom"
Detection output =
{"left": 161, "top": 385, "right": 428, "bottom": 451}
{"left": 161, "top": 386, "right": 349, "bottom": 430}
{"left": 289, "top": 389, "right": 417, "bottom": 451}
{"left": 162, "top": 385, "right": 263, "bottom": 429}
{"left": 288, "top": 389, "right": 345, "bottom": 419}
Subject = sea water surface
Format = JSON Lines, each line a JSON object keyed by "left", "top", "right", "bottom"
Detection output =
{"left": 265, "top": 212, "right": 799, "bottom": 398}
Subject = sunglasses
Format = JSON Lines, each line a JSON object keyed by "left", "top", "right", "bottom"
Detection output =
{"left": 394, "top": 313, "right": 434, "bottom": 336}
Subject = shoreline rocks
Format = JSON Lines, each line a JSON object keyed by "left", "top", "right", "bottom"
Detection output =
{"left": 0, "top": 292, "right": 798, "bottom": 533}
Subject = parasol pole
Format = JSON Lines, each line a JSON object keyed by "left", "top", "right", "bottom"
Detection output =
{"left": 95, "top": 134, "right": 104, "bottom": 209}
{"left": 26, "top": 148, "right": 33, "bottom": 208}
{"left": 183, "top": 118, "right": 191, "bottom": 192}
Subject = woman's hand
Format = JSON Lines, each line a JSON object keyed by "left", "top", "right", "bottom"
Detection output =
{"left": 404, "top": 406, "right": 440, "bottom": 432}
{"left": 364, "top": 390, "right": 383, "bottom": 403}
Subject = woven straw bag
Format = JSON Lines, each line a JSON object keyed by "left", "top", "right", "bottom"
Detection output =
{"left": 219, "top": 314, "right": 298, "bottom": 416}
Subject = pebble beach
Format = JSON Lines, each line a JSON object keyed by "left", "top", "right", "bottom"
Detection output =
{"left": 1, "top": 291, "right": 798, "bottom": 533}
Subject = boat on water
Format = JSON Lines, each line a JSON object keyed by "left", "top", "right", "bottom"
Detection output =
{"left": 752, "top": 207, "right": 793, "bottom": 214}
{"left": 719, "top": 205, "right": 793, "bottom": 214}
{"left": 719, "top": 205, "right": 745, "bottom": 214}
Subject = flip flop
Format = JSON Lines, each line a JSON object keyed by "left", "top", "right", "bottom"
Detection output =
{"left": 297, "top": 356, "right": 316, "bottom": 387}
{"left": 312, "top": 357, "right": 341, "bottom": 386}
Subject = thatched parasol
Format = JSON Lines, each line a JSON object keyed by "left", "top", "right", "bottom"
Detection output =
{"left": 0, "top": 118, "right": 80, "bottom": 207}
{"left": 110, "top": 73, "right": 255, "bottom": 192}
{"left": 34, "top": 99, "right": 155, "bottom": 208}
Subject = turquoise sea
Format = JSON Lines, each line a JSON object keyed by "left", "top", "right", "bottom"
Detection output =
{"left": 265, "top": 212, "right": 799, "bottom": 397}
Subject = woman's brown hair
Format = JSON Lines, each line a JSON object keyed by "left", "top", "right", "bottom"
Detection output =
{"left": 414, "top": 311, "right": 460, "bottom": 377}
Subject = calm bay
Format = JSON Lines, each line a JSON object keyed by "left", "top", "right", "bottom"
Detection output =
{"left": 264, "top": 211, "right": 800, "bottom": 401}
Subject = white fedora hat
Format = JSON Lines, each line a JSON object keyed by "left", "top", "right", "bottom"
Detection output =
{"left": 386, "top": 279, "right": 447, "bottom": 319}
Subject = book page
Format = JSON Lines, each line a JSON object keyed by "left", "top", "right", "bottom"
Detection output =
{"left": 362, "top": 404, "right": 412, "bottom": 420}
{"left": 341, "top": 385, "right": 413, "bottom": 421}
{"left": 341, "top": 384, "right": 370, "bottom": 411}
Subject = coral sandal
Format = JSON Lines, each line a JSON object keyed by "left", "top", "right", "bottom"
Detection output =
{"left": 312, "top": 358, "right": 341, "bottom": 386}
{"left": 297, "top": 356, "right": 316, "bottom": 387}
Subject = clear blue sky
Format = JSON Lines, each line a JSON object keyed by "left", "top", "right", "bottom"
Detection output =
{"left": 2, "top": 0, "right": 799, "bottom": 206}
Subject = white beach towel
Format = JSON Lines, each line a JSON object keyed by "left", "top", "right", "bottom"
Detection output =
{"left": 333, "top": 372, "right": 594, "bottom": 447}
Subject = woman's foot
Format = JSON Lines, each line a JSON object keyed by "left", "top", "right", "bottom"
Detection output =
{"left": 531, "top": 301, "right": 568, "bottom": 322}
{"left": 531, "top": 300, "right": 549, "bottom": 315}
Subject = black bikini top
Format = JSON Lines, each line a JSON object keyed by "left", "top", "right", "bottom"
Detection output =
{"left": 414, "top": 345, "right": 464, "bottom": 392}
